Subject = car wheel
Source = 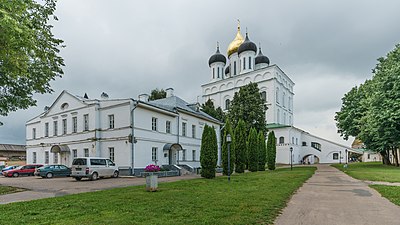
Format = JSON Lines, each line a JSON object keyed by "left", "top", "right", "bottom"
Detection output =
{"left": 46, "top": 172, "right": 54, "bottom": 179}
{"left": 112, "top": 171, "right": 119, "bottom": 178}
{"left": 74, "top": 177, "right": 82, "bottom": 181}
{"left": 90, "top": 172, "right": 98, "bottom": 181}
{"left": 12, "top": 173, "right": 19, "bottom": 177}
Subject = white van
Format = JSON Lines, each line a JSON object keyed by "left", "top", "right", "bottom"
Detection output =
{"left": 71, "top": 157, "right": 119, "bottom": 181}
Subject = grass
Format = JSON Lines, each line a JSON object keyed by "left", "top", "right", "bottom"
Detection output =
{"left": 0, "top": 167, "right": 315, "bottom": 225}
{"left": 332, "top": 162, "right": 400, "bottom": 182}
{"left": 370, "top": 185, "right": 400, "bottom": 206}
{"left": 0, "top": 185, "right": 21, "bottom": 195}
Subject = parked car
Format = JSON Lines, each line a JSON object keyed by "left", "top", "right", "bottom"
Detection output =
{"left": 2, "top": 164, "right": 43, "bottom": 177}
{"left": 35, "top": 165, "right": 71, "bottom": 178}
{"left": 71, "top": 157, "right": 119, "bottom": 181}
{"left": 1, "top": 165, "right": 18, "bottom": 174}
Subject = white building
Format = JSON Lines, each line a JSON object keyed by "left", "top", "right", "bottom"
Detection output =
{"left": 202, "top": 23, "right": 361, "bottom": 164}
{"left": 26, "top": 89, "right": 221, "bottom": 175}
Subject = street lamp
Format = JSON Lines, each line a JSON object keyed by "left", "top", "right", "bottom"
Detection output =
{"left": 339, "top": 151, "right": 342, "bottom": 164}
{"left": 290, "top": 147, "right": 293, "bottom": 171}
{"left": 226, "top": 134, "right": 232, "bottom": 182}
{"left": 345, "top": 149, "right": 348, "bottom": 168}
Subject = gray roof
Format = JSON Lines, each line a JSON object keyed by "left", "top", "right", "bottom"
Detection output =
{"left": 146, "top": 96, "right": 222, "bottom": 124}
{"left": 0, "top": 144, "right": 25, "bottom": 152}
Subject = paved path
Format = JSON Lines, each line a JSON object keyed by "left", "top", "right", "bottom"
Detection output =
{"left": 274, "top": 164, "right": 400, "bottom": 225}
{"left": 0, "top": 175, "right": 200, "bottom": 204}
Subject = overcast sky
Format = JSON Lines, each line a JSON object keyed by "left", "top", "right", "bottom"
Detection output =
{"left": 1, "top": 0, "right": 400, "bottom": 146}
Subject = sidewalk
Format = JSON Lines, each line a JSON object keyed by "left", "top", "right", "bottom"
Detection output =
{"left": 274, "top": 164, "right": 400, "bottom": 225}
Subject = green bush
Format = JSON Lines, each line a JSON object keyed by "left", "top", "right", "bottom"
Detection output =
{"left": 200, "top": 125, "right": 218, "bottom": 178}
{"left": 258, "top": 131, "right": 267, "bottom": 171}
{"left": 248, "top": 128, "right": 259, "bottom": 172}
{"left": 234, "top": 120, "right": 247, "bottom": 173}
{"left": 267, "top": 131, "right": 277, "bottom": 170}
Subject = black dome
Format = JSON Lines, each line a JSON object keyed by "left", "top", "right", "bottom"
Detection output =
{"left": 225, "top": 66, "right": 230, "bottom": 74}
{"left": 237, "top": 33, "right": 257, "bottom": 55}
{"left": 255, "top": 48, "right": 270, "bottom": 65}
{"left": 208, "top": 46, "right": 226, "bottom": 67}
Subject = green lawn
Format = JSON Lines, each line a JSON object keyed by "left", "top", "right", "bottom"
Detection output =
{"left": 370, "top": 185, "right": 400, "bottom": 206}
{"left": 332, "top": 162, "right": 400, "bottom": 182}
{"left": 0, "top": 167, "right": 315, "bottom": 225}
{"left": 0, "top": 185, "right": 21, "bottom": 195}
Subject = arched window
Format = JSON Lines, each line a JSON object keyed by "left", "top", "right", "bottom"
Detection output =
{"left": 282, "top": 92, "right": 286, "bottom": 107}
{"left": 233, "top": 62, "right": 237, "bottom": 75}
{"left": 212, "top": 68, "right": 215, "bottom": 79}
{"left": 217, "top": 67, "right": 220, "bottom": 78}
{"left": 225, "top": 99, "right": 231, "bottom": 111}
{"left": 289, "top": 115, "right": 292, "bottom": 125}
{"left": 249, "top": 56, "right": 252, "bottom": 69}
{"left": 243, "top": 57, "right": 246, "bottom": 70}
{"left": 276, "top": 88, "right": 279, "bottom": 103}
{"left": 260, "top": 91, "right": 267, "bottom": 102}
{"left": 283, "top": 112, "right": 286, "bottom": 124}
{"left": 279, "top": 136, "right": 284, "bottom": 144}
{"left": 277, "top": 109, "right": 280, "bottom": 123}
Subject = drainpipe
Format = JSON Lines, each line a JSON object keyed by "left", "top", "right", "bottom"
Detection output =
{"left": 130, "top": 100, "right": 138, "bottom": 175}
{"left": 95, "top": 101, "right": 101, "bottom": 157}
{"left": 176, "top": 109, "right": 180, "bottom": 165}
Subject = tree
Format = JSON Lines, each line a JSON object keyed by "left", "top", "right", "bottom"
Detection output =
{"left": 247, "top": 128, "right": 258, "bottom": 172}
{"left": 228, "top": 82, "right": 267, "bottom": 135}
{"left": 266, "top": 131, "right": 276, "bottom": 170}
{"left": 149, "top": 88, "right": 166, "bottom": 100}
{"left": 221, "top": 118, "right": 234, "bottom": 175}
{"left": 200, "top": 125, "right": 218, "bottom": 178}
{"left": 201, "top": 99, "right": 225, "bottom": 122}
{"left": 258, "top": 131, "right": 267, "bottom": 171}
{"left": 234, "top": 119, "right": 246, "bottom": 173}
{"left": 0, "top": 0, "right": 65, "bottom": 118}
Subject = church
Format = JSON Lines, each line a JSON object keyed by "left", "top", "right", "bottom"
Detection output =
{"left": 202, "top": 23, "right": 361, "bottom": 164}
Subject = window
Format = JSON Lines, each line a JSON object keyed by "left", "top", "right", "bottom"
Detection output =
{"left": 212, "top": 68, "right": 215, "bottom": 79}
{"left": 283, "top": 112, "right": 286, "bottom": 124}
{"left": 45, "top": 151, "right": 49, "bottom": 164}
{"left": 296, "top": 138, "right": 298, "bottom": 145}
{"left": 302, "top": 142, "right": 307, "bottom": 146}
{"left": 152, "top": 147, "right": 157, "bottom": 162}
{"left": 53, "top": 120, "right": 58, "bottom": 136}
{"left": 276, "top": 88, "right": 279, "bottom": 103}
{"left": 84, "top": 148, "right": 89, "bottom": 157}
{"left": 72, "top": 116, "right": 77, "bottom": 133}
{"left": 62, "top": 119, "right": 67, "bottom": 135}
{"left": 333, "top": 153, "right": 339, "bottom": 160}
{"left": 32, "top": 128, "right": 36, "bottom": 139}
{"left": 83, "top": 114, "right": 89, "bottom": 131}
{"left": 166, "top": 121, "right": 171, "bottom": 134}
{"left": 192, "top": 125, "right": 196, "bottom": 138}
{"left": 182, "top": 149, "right": 186, "bottom": 161}
{"left": 233, "top": 61, "right": 237, "bottom": 75}
{"left": 45, "top": 122, "right": 49, "bottom": 137}
{"left": 279, "top": 136, "right": 284, "bottom": 144}
{"left": 192, "top": 150, "right": 196, "bottom": 161}
{"left": 277, "top": 109, "right": 280, "bottom": 124}
{"left": 292, "top": 137, "right": 295, "bottom": 144}
{"left": 367, "top": 154, "right": 370, "bottom": 159}
{"left": 109, "top": 147, "right": 115, "bottom": 161}
{"left": 243, "top": 57, "right": 246, "bottom": 70}
{"left": 109, "top": 114, "right": 115, "bottom": 129}
{"left": 53, "top": 153, "right": 58, "bottom": 164}
{"left": 33, "top": 152, "right": 37, "bottom": 163}
{"left": 217, "top": 67, "right": 220, "bottom": 78}
{"left": 152, "top": 117, "right": 158, "bottom": 131}
{"left": 90, "top": 159, "right": 106, "bottom": 166}
{"left": 225, "top": 99, "right": 230, "bottom": 110}
{"left": 311, "top": 142, "right": 321, "bottom": 151}
{"left": 182, "top": 122, "right": 187, "bottom": 136}
{"left": 282, "top": 92, "right": 286, "bottom": 107}
{"left": 72, "top": 149, "right": 77, "bottom": 158}
{"left": 249, "top": 56, "right": 252, "bottom": 69}
{"left": 260, "top": 91, "right": 267, "bottom": 102}
{"left": 289, "top": 97, "right": 292, "bottom": 111}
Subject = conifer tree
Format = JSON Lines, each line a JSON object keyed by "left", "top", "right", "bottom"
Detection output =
{"left": 234, "top": 120, "right": 246, "bottom": 173}
{"left": 267, "top": 131, "right": 277, "bottom": 170}
{"left": 221, "top": 119, "right": 235, "bottom": 175}
{"left": 200, "top": 125, "right": 218, "bottom": 178}
{"left": 258, "top": 131, "right": 267, "bottom": 171}
{"left": 247, "top": 128, "right": 258, "bottom": 172}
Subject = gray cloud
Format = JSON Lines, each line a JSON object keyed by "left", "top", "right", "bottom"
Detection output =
{"left": 1, "top": 0, "right": 400, "bottom": 146}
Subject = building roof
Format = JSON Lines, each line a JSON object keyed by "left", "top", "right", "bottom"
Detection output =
{"left": 266, "top": 123, "right": 291, "bottom": 129}
{"left": 147, "top": 96, "right": 222, "bottom": 124}
{"left": 0, "top": 144, "right": 25, "bottom": 152}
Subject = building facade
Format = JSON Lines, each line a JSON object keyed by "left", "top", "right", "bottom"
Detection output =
{"left": 26, "top": 89, "right": 221, "bottom": 175}
{"left": 202, "top": 23, "right": 361, "bottom": 164}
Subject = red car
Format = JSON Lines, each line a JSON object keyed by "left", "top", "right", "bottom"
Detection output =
{"left": 2, "top": 164, "right": 43, "bottom": 177}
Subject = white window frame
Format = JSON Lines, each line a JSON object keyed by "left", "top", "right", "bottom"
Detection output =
{"left": 45, "top": 122, "right": 49, "bottom": 137}
{"left": 109, "top": 114, "right": 115, "bottom": 129}
{"left": 53, "top": 153, "right": 58, "bottom": 164}
{"left": 192, "top": 150, "right": 196, "bottom": 161}
{"left": 182, "top": 122, "right": 187, "bottom": 137}
{"left": 152, "top": 117, "right": 158, "bottom": 131}
{"left": 84, "top": 148, "right": 89, "bottom": 157}
{"left": 166, "top": 120, "right": 171, "bottom": 134}
{"left": 33, "top": 152, "right": 37, "bottom": 163}
{"left": 182, "top": 149, "right": 186, "bottom": 161}
{"left": 32, "top": 128, "right": 36, "bottom": 139}
{"left": 109, "top": 147, "right": 115, "bottom": 161}
{"left": 45, "top": 151, "right": 49, "bottom": 164}
{"left": 72, "top": 116, "right": 77, "bottom": 133}
{"left": 62, "top": 118, "right": 67, "bottom": 135}
{"left": 152, "top": 147, "right": 158, "bottom": 162}
{"left": 83, "top": 114, "right": 89, "bottom": 131}
{"left": 73, "top": 149, "right": 77, "bottom": 158}
{"left": 192, "top": 125, "right": 196, "bottom": 138}
{"left": 53, "top": 120, "right": 58, "bottom": 136}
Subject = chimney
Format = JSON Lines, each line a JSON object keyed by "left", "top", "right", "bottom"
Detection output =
{"left": 100, "top": 92, "right": 109, "bottom": 99}
{"left": 166, "top": 88, "right": 174, "bottom": 98}
{"left": 84, "top": 93, "right": 89, "bottom": 99}
{"left": 138, "top": 94, "right": 149, "bottom": 102}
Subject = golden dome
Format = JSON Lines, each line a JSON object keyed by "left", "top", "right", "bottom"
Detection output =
{"left": 227, "top": 21, "right": 244, "bottom": 57}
